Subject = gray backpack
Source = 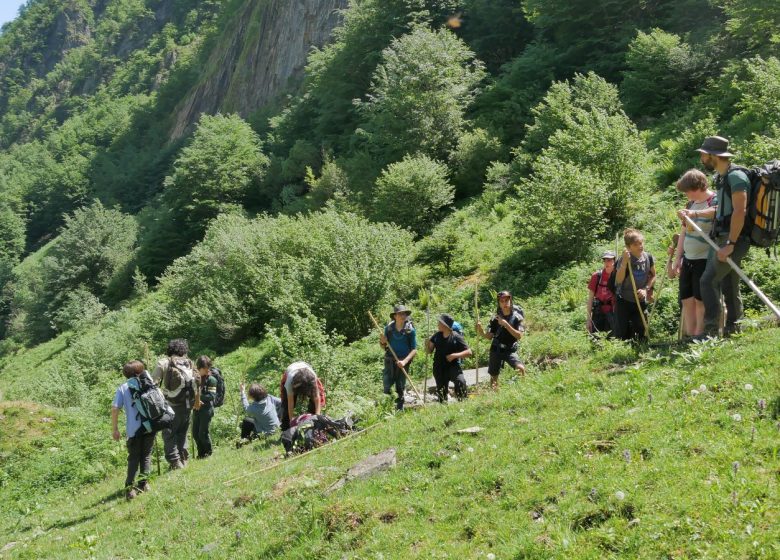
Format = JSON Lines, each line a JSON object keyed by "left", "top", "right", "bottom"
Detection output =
{"left": 161, "top": 356, "right": 195, "bottom": 405}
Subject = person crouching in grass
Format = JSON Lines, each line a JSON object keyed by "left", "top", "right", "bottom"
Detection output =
{"left": 238, "top": 382, "right": 281, "bottom": 446}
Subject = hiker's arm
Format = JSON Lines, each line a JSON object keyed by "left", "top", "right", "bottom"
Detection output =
{"left": 446, "top": 347, "right": 472, "bottom": 362}
{"left": 497, "top": 316, "right": 524, "bottom": 340}
{"left": 646, "top": 265, "right": 656, "bottom": 291}
{"left": 718, "top": 191, "right": 747, "bottom": 261}
{"left": 615, "top": 252, "right": 629, "bottom": 284}
{"left": 378, "top": 329, "right": 388, "bottom": 350}
{"left": 285, "top": 388, "right": 294, "bottom": 421}
{"left": 399, "top": 348, "right": 417, "bottom": 368}
{"left": 670, "top": 228, "right": 685, "bottom": 278}
{"left": 313, "top": 386, "right": 322, "bottom": 415}
{"left": 425, "top": 337, "right": 435, "bottom": 353}
{"left": 240, "top": 385, "right": 249, "bottom": 411}
{"left": 111, "top": 407, "right": 121, "bottom": 441}
{"left": 475, "top": 320, "right": 493, "bottom": 340}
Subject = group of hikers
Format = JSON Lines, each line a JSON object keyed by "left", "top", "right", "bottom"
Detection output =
{"left": 111, "top": 134, "right": 777, "bottom": 499}
{"left": 587, "top": 135, "right": 771, "bottom": 341}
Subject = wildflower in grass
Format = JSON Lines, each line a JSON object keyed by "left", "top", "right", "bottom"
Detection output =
{"left": 575, "top": 392, "right": 581, "bottom": 400}
{"left": 691, "top": 389, "right": 700, "bottom": 396}
{"left": 487, "top": 554, "right": 496, "bottom": 560}
{"left": 699, "top": 384, "right": 707, "bottom": 392}
{"left": 623, "top": 449, "right": 631, "bottom": 463}
{"left": 732, "top": 413, "right": 742, "bottom": 421}
{"left": 744, "top": 383, "right": 753, "bottom": 391}
{"left": 758, "top": 399, "right": 766, "bottom": 412}
{"left": 732, "top": 461, "right": 739, "bottom": 473}
{"left": 648, "top": 393, "right": 653, "bottom": 403}
{"left": 615, "top": 490, "right": 626, "bottom": 500}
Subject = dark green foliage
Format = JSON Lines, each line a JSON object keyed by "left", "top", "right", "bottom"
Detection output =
{"left": 622, "top": 29, "right": 708, "bottom": 118}
{"left": 149, "top": 210, "right": 412, "bottom": 350}
{"left": 449, "top": 128, "right": 506, "bottom": 198}
{"left": 722, "top": 0, "right": 780, "bottom": 55}
{"left": 372, "top": 154, "right": 455, "bottom": 235}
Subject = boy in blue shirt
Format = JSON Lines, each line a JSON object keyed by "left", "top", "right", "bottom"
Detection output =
{"left": 379, "top": 304, "right": 417, "bottom": 411}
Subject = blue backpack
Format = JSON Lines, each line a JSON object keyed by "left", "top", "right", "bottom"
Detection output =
{"left": 128, "top": 373, "right": 175, "bottom": 434}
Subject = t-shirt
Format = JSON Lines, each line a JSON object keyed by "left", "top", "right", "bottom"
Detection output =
{"left": 198, "top": 371, "right": 219, "bottom": 407}
{"left": 430, "top": 331, "right": 469, "bottom": 376}
{"left": 683, "top": 194, "right": 717, "bottom": 260}
{"left": 241, "top": 392, "right": 281, "bottom": 434}
{"left": 488, "top": 308, "right": 524, "bottom": 347}
{"left": 588, "top": 269, "right": 614, "bottom": 313}
{"left": 283, "top": 362, "right": 317, "bottom": 395}
{"left": 716, "top": 168, "right": 750, "bottom": 221}
{"left": 614, "top": 252, "right": 654, "bottom": 303}
{"left": 384, "top": 321, "right": 416, "bottom": 360}
{"left": 112, "top": 381, "right": 143, "bottom": 440}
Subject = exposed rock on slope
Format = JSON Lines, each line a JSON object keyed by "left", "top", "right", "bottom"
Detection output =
{"left": 170, "top": 0, "right": 347, "bottom": 139}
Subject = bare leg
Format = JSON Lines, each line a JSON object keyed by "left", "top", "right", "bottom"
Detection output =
{"left": 681, "top": 297, "right": 697, "bottom": 337}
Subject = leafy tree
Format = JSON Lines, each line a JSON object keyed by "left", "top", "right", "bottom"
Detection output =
{"left": 357, "top": 27, "right": 485, "bottom": 166}
{"left": 373, "top": 154, "right": 454, "bottom": 235}
{"left": 449, "top": 128, "right": 505, "bottom": 198}
{"left": 722, "top": 0, "right": 780, "bottom": 54}
{"left": 622, "top": 29, "right": 707, "bottom": 118}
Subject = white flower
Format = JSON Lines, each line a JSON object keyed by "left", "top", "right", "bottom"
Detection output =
{"left": 699, "top": 384, "right": 707, "bottom": 392}
{"left": 691, "top": 389, "right": 700, "bottom": 396}
{"left": 467, "top": 447, "right": 474, "bottom": 453}
{"left": 744, "top": 383, "right": 753, "bottom": 391}
{"left": 451, "top": 454, "right": 458, "bottom": 460}
{"left": 615, "top": 490, "right": 625, "bottom": 501}
{"left": 486, "top": 554, "right": 496, "bottom": 560}
{"left": 732, "top": 413, "right": 742, "bottom": 421}
{"left": 575, "top": 392, "right": 581, "bottom": 401}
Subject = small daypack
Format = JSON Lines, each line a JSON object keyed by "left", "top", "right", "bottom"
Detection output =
{"left": 210, "top": 367, "right": 226, "bottom": 408}
{"left": 161, "top": 356, "right": 195, "bottom": 405}
{"left": 128, "top": 373, "right": 174, "bottom": 434}
{"left": 721, "top": 162, "right": 780, "bottom": 253}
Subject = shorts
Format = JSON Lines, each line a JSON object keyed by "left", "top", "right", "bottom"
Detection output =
{"left": 679, "top": 257, "right": 707, "bottom": 301}
{"left": 487, "top": 346, "right": 523, "bottom": 376}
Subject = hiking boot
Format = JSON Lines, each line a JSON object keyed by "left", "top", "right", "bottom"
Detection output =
{"left": 169, "top": 460, "right": 184, "bottom": 470}
{"left": 137, "top": 480, "right": 150, "bottom": 493}
{"left": 126, "top": 487, "right": 138, "bottom": 501}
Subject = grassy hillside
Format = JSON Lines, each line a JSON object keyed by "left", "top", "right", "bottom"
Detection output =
{"left": 2, "top": 328, "right": 778, "bottom": 558}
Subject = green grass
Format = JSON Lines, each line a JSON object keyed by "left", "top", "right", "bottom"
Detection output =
{"left": 2, "top": 328, "right": 779, "bottom": 559}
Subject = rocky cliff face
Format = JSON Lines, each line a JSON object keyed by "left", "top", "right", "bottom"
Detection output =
{"left": 170, "top": 0, "right": 348, "bottom": 140}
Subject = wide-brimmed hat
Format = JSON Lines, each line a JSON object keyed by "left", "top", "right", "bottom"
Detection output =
{"left": 390, "top": 304, "right": 412, "bottom": 319}
{"left": 601, "top": 251, "right": 616, "bottom": 260}
{"left": 695, "top": 136, "right": 734, "bottom": 158}
{"left": 438, "top": 313, "right": 455, "bottom": 329}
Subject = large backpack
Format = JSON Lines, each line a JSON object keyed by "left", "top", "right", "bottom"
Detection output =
{"left": 210, "top": 367, "right": 226, "bottom": 408}
{"left": 161, "top": 356, "right": 195, "bottom": 405}
{"left": 721, "top": 162, "right": 780, "bottom": 253}
{"left": 128, "top": 373, "right": 174, "bottom": 434}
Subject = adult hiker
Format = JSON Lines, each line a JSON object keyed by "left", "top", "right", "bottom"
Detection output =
{"left": 152, "top": 339, "right": 196, "bottom": 469}
{"left": 613, "top": 229, "right": 656, "bottom": 342}
{"left": 378, "top": 304, "right": 418, "bottom": 411}
{"left": 279, "top": 361, "right": 325, "bottom": 431}
{"left": 671, "top": 169, "right": 718, "bottom": 337}
{"left": 192, "top": 355, "right": 218, "bottom": 459}
{"left": 111, "top": 360, "right": 155, "bottom": 500}
{"left": 238, "top": 382, "right": 281, "bottom": 444}
{"left": 426, "top": 313, "right": 472, "bottom": 403}
{"left": 586, "top": 251, "right": 616, "bottom": 337}
{"left": 696, "top": 135, "right": 751, "bottom": 337}
{"left": 476, "top": 290, "right": 526, "bottom": 389}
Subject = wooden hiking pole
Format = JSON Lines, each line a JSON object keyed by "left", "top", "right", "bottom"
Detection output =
{"left": 144, "top": 342, "right": 162, "bottom": 476}
{"left": 683, "top": 215, "right": 780, "bottom": 321}
{"left": 474, "top": 282, "right": 480, "bottom": 386}
{"left": 423, "top": 287, "right": 432, "bottom": 403}
{"left": 369, "top": 311, "right": 424, "bottom": 403}
{"left": 648, "top": 233, "right": 679, "bottom": 328}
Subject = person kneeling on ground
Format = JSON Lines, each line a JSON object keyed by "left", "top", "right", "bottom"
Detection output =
{"left": 192, "top": 355, "right": 218, "bottom": 459}
{"left": 476, "top": 290, "right": 526, "bottom": 390}
{"left": 239, "top": 382, "right": 281, "bottom": 444}
{"left": 279, "top": 362, "right": 325, "bottom": 431}
{"left": 379, "top": 304, "right": 417, "bottom": 411}
{"left": 586, "top": 252, "right": 616, "bottom": 337}
{"left": 426, "top": 313, "right": 472, "bottom": 403}
{"left": 614, "top": 229, "right": 656, "bottom": 342}
{"left": 111, "top": 360, "right": 155, "bottom": 500}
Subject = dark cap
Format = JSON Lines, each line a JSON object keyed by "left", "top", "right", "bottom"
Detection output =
{"left": 497, "top": 290, "right": 512, "bottom": 299}
{"left": 390, "top": 304, "right": 411, "bottom": 319}
{"left": 601, "top": 251, "right": 616, "bottom": 260}
{"left": 695, "top": 136, "right": 734, "bottom": 158}
{"left": 438, "top": 313, "right": 455, "bottom": 329}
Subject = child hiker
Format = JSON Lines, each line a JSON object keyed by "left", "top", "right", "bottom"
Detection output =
{"left": 238, "top": 382, "right": 281, "bottom": 444}
{"left": 426, "top": 313, "right": 472, "bottom": 403}
{"left": 613, "top": 228, "right": 656, "bottom": 342}
{"left": 192, "top": 355, "right": 219, "bottom": 459}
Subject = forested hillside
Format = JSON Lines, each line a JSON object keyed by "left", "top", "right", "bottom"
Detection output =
{"left": 1, "top": 0, "right": 780, "bottom": 557}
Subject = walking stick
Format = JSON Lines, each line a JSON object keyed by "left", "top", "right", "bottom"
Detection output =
{"left": 648, "top": 233, "right": 679, "bottom": 326}
{"left": 144, "top": 342, "right": 162, "bottom": 476}
{"left": 474, "top": 282, "right": 480, "bottom": 386}
{"left": 369, "top": 311, "right": 424, "bottom": 403}
{"left": 683, "top": 215, "right": 780, "bottom": 321}
{"left": 424, "top": 287, "right": 432, "bottom": 403}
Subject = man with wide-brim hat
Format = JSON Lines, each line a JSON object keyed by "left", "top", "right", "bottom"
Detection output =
{"left": 695, "top": 135, "right": 751, "bottom": 337}
{"left": 378, "top": 305, "right": 417, "bottom": 410}
{"left": 586, "top": 251, "right": 616, "bottom": 337}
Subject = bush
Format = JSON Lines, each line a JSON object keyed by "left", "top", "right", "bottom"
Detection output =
{"left": 514, "top": 157, "right": 609, "bottom": 262}
{"left": 373, "top": 154, "right": 454, "bottom": 235}
{"left": 622, "top": 29, "right": 706, "bottom": 118}
{"left": 449, "top": 128, "right": 506, "bottom": 198}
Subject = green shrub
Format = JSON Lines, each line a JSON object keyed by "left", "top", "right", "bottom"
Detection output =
{"left": 373, "top": 154, "right": 454, "bottom": 235}
{"left": 449, "top": 128, "right": 506, "bottom": 198}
